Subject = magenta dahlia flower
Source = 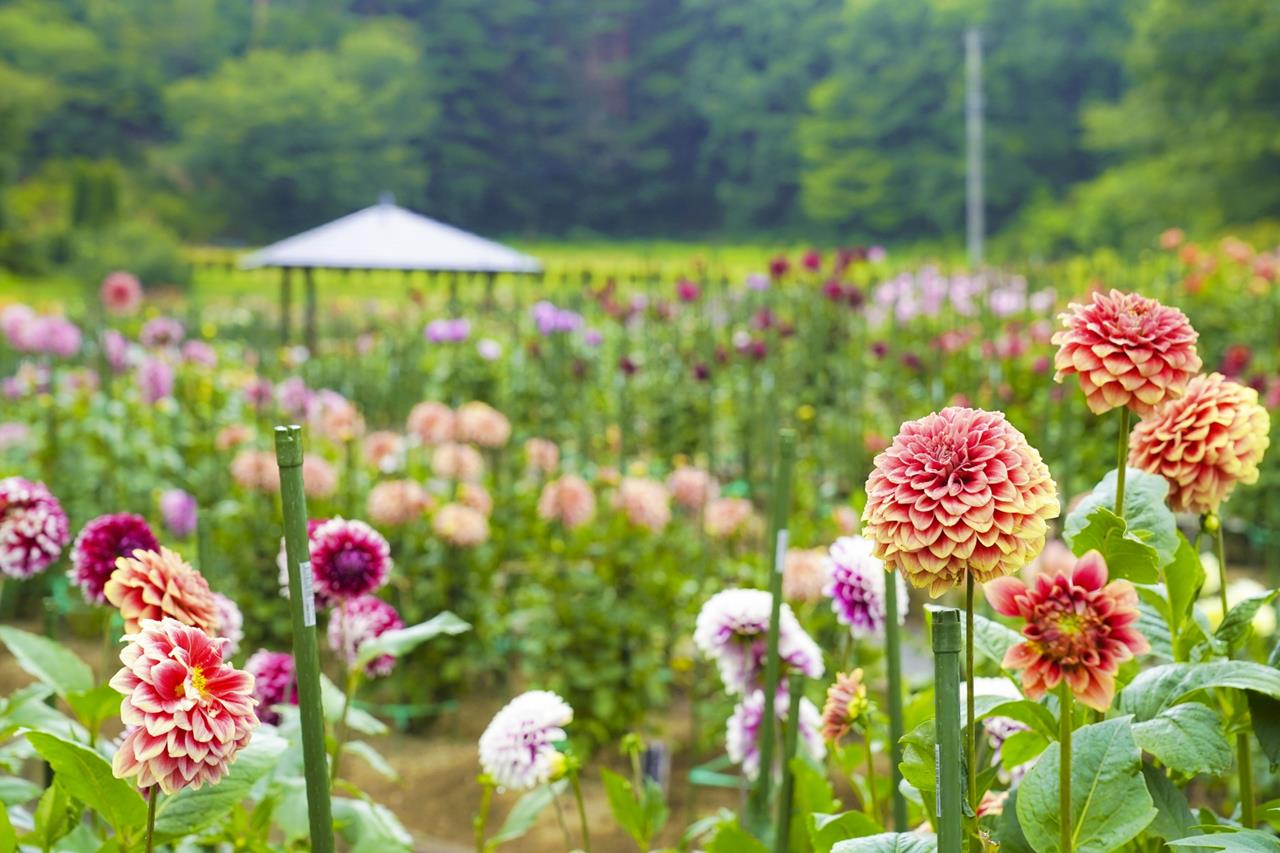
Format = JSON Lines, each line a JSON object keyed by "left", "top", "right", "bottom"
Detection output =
{"left": 329, "top": 595, "right": 404, "bottom": 677}
{"left": 824, "top": 535, "right": 908, "bottom": 638}
{"left": 245, "top": 650, "right": 297, "bottom": 725}
{"left": 727, "top": 686, "right": 824, "bottom": 781}
{"left": 862, "top": 407, "right": 1059, "bottom": 597}
{"left": 69, "top": 513, "right": 159, "bottom": 604}
{"left": 694, "top": 588, "right": 824, "bottom": 694}
{"left": 159, "top": 489, "right": 198, "bottom": 539}
{"left": 109, "top": 618, "right": 259, "bottom": 793}
{"left": 308, "top": 518, "right": 391, "bottom": 602}
{"left": 0, "top": 477, "right": 70, "bottom": 579}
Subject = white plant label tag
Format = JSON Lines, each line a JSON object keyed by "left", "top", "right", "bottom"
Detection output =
{"left": 299, "top": 560, "right": 316, "bottom": 627}
{"left": 774, "top": 529, "right": 789, "bottom": 574}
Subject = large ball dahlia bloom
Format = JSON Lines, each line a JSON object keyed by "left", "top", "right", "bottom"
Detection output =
{"left": 1051, "top": 289, "right": 1201, "bottom": 415}
{"left": 0, "top": 477, "right": 70, "bottom": 579}
{"left": 109, "top": 618, "right": 259, "bottom": 793}
{"left": 70, "top": 513, "right": 159, "bottom": 604}
{"left": 329, "top": 595, "right": 404, "bottom": 678}
{"left": 985, "top": 550, "right": 1148, "bottom": 711}
{"left": 727, "top": 687, "right": 825, "bottom": 781}
{"left": 244, "top": 650, "right": 297, "bottom": 725}
{"left": 366, "top": 480, "right": 432, "bottom": 527}
{"left": 455, "top": 401, "right": 511, "bottom": 448}
{"left": 1128, "top": 372, "right": 1270, "bottom": 514}
{"left": 862, "top": 407, "right": 1059, "bottom": 597}
{"left": 694, "top": 588, "right": 824, "bottom": 694}
{"left": 824, "top": 535, "right": 908, "bottom": 637}
{"left": 478, "top": 690, "right": 573, "bottom": 790}
{"left": 433, "top": 503, "right": 490, "bottom": 548}
{"left": 614, "top": 477, "right": 671, "bottom": 532}
{"left": 308, "top": 518, "right": 391, "bottom": 602}
{"left": 407, "top": 401, "right": 455, "bottom": 445}
{"left": 105, "top": 547, "right": 220, "bottom": 635}
{"left": 537, "top": 475, "right": 597, "bottom": 530}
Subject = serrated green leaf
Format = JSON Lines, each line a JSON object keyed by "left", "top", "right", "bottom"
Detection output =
{"left": 0, "top": 627, "right": 94, "bottom": 698}
{"left": 489, "top": 781, "right": 565, "bottom": 847}
{"left": 996, "top": 788, "right": 1034, "bottom": 853}
{"left": 601, "top": 768, "right": 647, "bottom": 847}
{"left": 352, "top": 611, "right": 470, "bottom": 669}
{"left": 1248, "top": 691, "right": 1280, "bottom": 772}
{"left": 791, "top": 756, "right": 840, "bottom": 852}
{"left": 1065, "top": 468, "right": 1178, "bottom": 566}
{"left": 809, "top": 811, "right": 881, "bottom": 853}
{"left": 1142, "top": 764, "right": 1195, "bottom": 841}
{"left": 963, "top": 614, "right": 1023, "bottom": 668}
{"left": 153, "top": 730, "right": 287, "bottom": 838}
{"left": 1117, "top": 661, "right": 1280, "bottom": 720}
{"left": 1064, "top": 507, "right": 1160, "bottom": 583}
{"left": 1167, "top": 829, "right": 1280, "bottom": 851}
{"left": 1215, "top": 591, "right": 1279, "bottom": 646}
{"left": 1166, "top": 534, "right": 1205, "bottom": 637}
{"left": 832, "top": 832, "right": 938, "bottom": 852}
{"left": 1132, "top": 702, "right": 1231, "bottom": 775}
{"left": 1015, "top": 717, "right": 1156, "bottom": 853}
{"left": 25, "top": 731, "right": 146, "bottom": 835}
{"left": 898, "top": 721, "right": 936, "bottom": 797}
{"left": 64, "top": 685, "right": 122, "bottom": 733}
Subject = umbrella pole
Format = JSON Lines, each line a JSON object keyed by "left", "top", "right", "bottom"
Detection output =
{"left": 280, "top": 266, "right": 293, "bottom": 346}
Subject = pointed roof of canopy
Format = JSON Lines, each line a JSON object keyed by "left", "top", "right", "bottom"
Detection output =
{"left": 240, "top": 197, "right": 541, "bottom": 273}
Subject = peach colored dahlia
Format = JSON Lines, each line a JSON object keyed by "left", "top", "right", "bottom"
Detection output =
{"left": 821, "top": 669, "right": 869, "bottom": 744}
{"left": 110, "top": 618, "right": 258, "bottom": 793}
{"left": 1128, "top": 372, "right": 1270, "bottom": 514}
{"left": 1051, "top": 289, "right": 1201, "bottom": 415}
{"left": 105, "top": 547, "right": 219, "bottom": 635}
{"left": 862, "top": 407, "right": 1059, "bottom": 597}
{"left": 985, "top": 550, "right": 1148, "bottom": 711}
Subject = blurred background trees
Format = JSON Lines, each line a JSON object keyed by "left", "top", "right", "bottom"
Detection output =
{"left": 0, "top": 0, "right": 1276, "bottom": 270}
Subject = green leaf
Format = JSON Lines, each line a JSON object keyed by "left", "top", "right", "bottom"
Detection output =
{"left": 344, "top": 740, "right": 399, "bottom": 781}
{"left": 489, "top": 781, "right": 565, "bottom": 847}
{"left": 1065, "top": 468, "right": 1179, "bottom": 566}
{"left": 965, "top": 614, "right": 1024, "bottom": 667}
{"left": 809, "top": 812, "right": 881, "bottom": 853}
{"left": 1165, "top": 533, "right": 1205, "bottom": 637}
{"left": 1015, "top": 717, "right": 1156, "bottom": 853}
{"left": 1215, "top": 590, "right": 1279, "bottom": 646}
{"left": 1063, "top": 507, "right": 1160, "bottom": 583}
{"left": 0, "top": 775, "right": 40, "bottom": 806}
{"left": 898, "top": 721, "right": 936, "bottom": 797}
{"left": 1135, "top": 596, "right": 1175, "bottom": 660}
{"left": 708, "top": 820, "right": 770, "bottom": 853}
{"left": 1132, "top": 702, "right": 1231, "bottom": 775}
{"left": 791, "top": 757, "right": 840, "bottom": 853}
{"left": 1117, "top": 661, "right": 1280, "bottom": 720}
{"left": 601, "top": 768, "right": 649, "bottom": 848}
{"left": 333, "top": 797, "right": 413, "bottom": 853}
{"left": 24, "top": 731, "right": 146, "bottom": 835}
{"left": 153, "top": 730, "right": 288, "bottom": 837}
{"left": 0, "top": 802, "right": 14, "bottom": 853}
{"left": 64, "top": 685, "right": 123, "bottom": 733}
{"left": 1247, "top": 691, "right": 1280, "bottom": 771}
{"left": 995, "top": 788, "right": 1035, "bottom": 853}
{"left": 972, "top": 696, "right": 1058, "bottom": 740}
{"left": 0, "top": 627, "right": 94, "bottom": 698}
{"left": 1001, "top": 729, "right": 1049, "bottom": 771}
{"left": 29, "top": 782, "right": 76, "bottom": 851}
{"left": 1142, "top": 764, "right": 1195, "bottom": 841}
{"left": 1167, "top": 829, "right": 1280, "bottom": 851}
{"left": 352, "top": 611, "right": 470, "bottom": 669}
{"left": 319, "top": 674, "right": 387, "bottom": 735}
{"left": 831, "top": 832, "right": 938, "bottom": 852}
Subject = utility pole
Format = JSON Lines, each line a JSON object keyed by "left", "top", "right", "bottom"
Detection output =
{"left": 965, "top": 27, "right": 984, "bottom": 267}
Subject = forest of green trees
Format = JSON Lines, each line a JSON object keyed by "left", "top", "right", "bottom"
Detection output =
{"left": 0, "top": 0, "right": 1276, "bottom": 277}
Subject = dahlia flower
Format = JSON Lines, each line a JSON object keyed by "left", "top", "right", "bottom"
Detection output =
{"left": 245, "top": 650, "right": 297, "bottom": 725}
{"left": 1, "top": 305, "right": 36, "bottom": 350}
{"left": 455, "top": 401, "right": 511, "bottom": 448}
{"left": 181, "top": 340, "right": 217, "bottom": 368}
{"left": 862, "top": 407, "right": 1059, "bottom": 597}
{"left": 821, "top": 669, "right": 869, "bottom": 744}
{"left": 329, "top": 595, "right": 404, "bottom": 677}
{"left": 407, "top": 401, "right": 455, "bottom": 445}
{"left": 0, "top": 477, "right": 70, "bottom": 579}
{"left": 703, "top": 497, "right": 756, "bottom": 540}
{"left": 614, "top": 477, "right": 671, "bottom": 533}
{"left": 102, "top": 329, "right": 131, "bottom": 373}
{"left": 139, "top": 317, "right": 185, "bottom": 348}
{"left": 308, "top": 518, "right": 391, "bottom": 602}
{"left": 363, "top": 431, "right": 405, "bottom": 471}
{"left": 209, "top": 593, "right": 243, "bottom": 657}
{"left": 523, "top": 438, "right": 559, "bottom": 476}
{"left": 667, "top": 466, "right": 719, "bottom": 511}
{"left": 301, "top": 455, "right": 338, "bottom": 499}
{"left": 459, "top": 482, "right": 493, "bottom": 516}
{"left": 824, "top": 536, "right": 908, "bottom": 638}
{"left": 727, "top": 687, "right": 824, "bottom": 781}
{"left": 159, "top": 489, "right": 198, "bottom": 539}
{"left": 105, "top": 547, "right": 220, "bottom": 635}
{"left": 229, "top": 450, "right": 280, "bottom": 492}
{"left": 276, "top": 377, "right": 311, "bottom": 417}
{"left": 832, "top": 506, "right": 859, "bottom": 536}
{"left": 478, "top": 690, "right": 573, "bottom": 790}
{"left": 215, "top": 423, "right": 253, "bottom": 452}
{"left": 109, "top": 618, "right": 258, "bottom": 793}
{"left": 309, "top": 390, "right": 364, "bottom": 443}
{"left": 985, "top": 550, "right": 1148, "bottom": 711}
{"left": 100, "top": 271, "right": 143, "bottom": 316}
{"left": 432, "top": 442, "right": 485, "bottom": 482}
{"left": 1128, "top": 372, "right": 1270, "bottom": 514}
{"left": 69, "top": 513, "right": 159, "bottom": 604}
{"left": 366, "top": 480, "right": 431, "bottom": 527}
{"left": 137, "top": 356, "right": 174, "bottom": 404}
{"left": 537, "top": 475, "right": 597, "bottom": 530}
{"left": 1051, "top": 290, "right": 1201, "bottom": 415}
{"left": 433, "top": 503, "right": 490, "bottom": 548}
{"left": 33, "top": 316, "right": 82, "bottom": 359}
{"left": 782, "top": 547, "right": 830, "bottom": 604}
{"left": 694, "top": 588, "right": 824, "bottom": 694}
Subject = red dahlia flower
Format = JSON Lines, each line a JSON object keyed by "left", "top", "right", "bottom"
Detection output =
{"left": 104, "top": 547, "right": 219, "bottom": 636}
{"left": 985, "top": 550, "right": 1148, "bottom": 711}
{"left": 70, "top": 513, "right": 159, "bottom": 604}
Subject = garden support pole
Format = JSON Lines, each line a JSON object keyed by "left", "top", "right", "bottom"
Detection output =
{"left": 884, "top": 564, "right": 907, "bottom": 831}
{"left": 749, "top": 428, "right": 796, "bottom": 835}
{"left": 280, "top": 267, "right": 292, "bottom": 346}
{"left": 933, "top": 609, "right": 964, "bottom": 853}
{"left": 274, "top": 425, "right": 335, "bottom": 853}
{"left": 774, "top": 673, "right": 804, "bottom": 853}
{"left": 304, "top": 267, "right": 318, "bottom": 355}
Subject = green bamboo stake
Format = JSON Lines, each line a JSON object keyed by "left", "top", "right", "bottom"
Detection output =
{"left": 274, "top": 425, "right": 335, "bottom": 853}
{"left": 884, "top": 562, "right": 907, "bottom": 831}
{"left": 1114, "top": 407, "right": 1130, "bottom": 518}
{"left": 749, "top": 428, "right": 796, "bottom": 834}
{"left": 933, "top": 609, "right": 963, "bottom": 853}
{"left": 774, "top": 673, "right": 805, "bottom": 853}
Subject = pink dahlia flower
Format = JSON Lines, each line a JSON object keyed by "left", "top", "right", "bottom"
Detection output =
{"left": 985, "top": 550, "right": 1149, "bottom": 711}
{"left": 433, "top": 503, "right": 490, "bottom": 548}
{"left": 523, "top": 438, "right": 559, "bottom": 476}
{"left": 1128, "top": 372, "right": 1270, "bottom": 514}
{"left": 0, "top": 477, "right": 70, "bottom": 579}
{"left": 703, "top": 497, "right": 756, "bottom": 540}
{"left": 308, "top": 518, "right": 391, "bottom": 602}
{"left": 70, "top": 513, "right": 159, "bottom": 604}
{"left": 1051, "top": 289, "right": 1201, "bottom": 415}
{"left": 406, "top": 401, "right": 455, "bottom": 445}
{"left": 245, "top": 650, "right": 297, "bottom": 725}
{"left": 139, "top": 316, "right": 185, "bottom": 349}
{"left": 537, "top": 475, "right": 597, "bottom": 530}
{"left": 667, "top": 466, "right": 719, "bottom": 511}
{"left": 363, "top": 431, "right": 404, "bottom": 470}
{"left": 782, "top": 547, "right": 830, "bottom": 604}
{"left": 824, "top": 535, "right": 908, "bottom": 638}
{"left": 432, "top": 442, "right": 485, "bottom": 482}
{"left": 105, "top": 547, "right": 220, "bottom": 636}
{"left": 215, "top": 423, "right": 253, "bottom": 452}
{"left": 100, "top": 271, "right": 143, "bottom": 316}
{"left": 159, "top": 489, "right": 198, "bottom": 539}
{"left": 479, "top": 690, "right": 573, "bottom": 791}
{"left": 329, "top": 595, "right": 403, "bottom": 678}
{"left": 455, "top": 401, "right": 511, "bottom": 448}
{"left": 862, "top": 407, "right": 1059, "bottom": 597}
{"left": 821, "top": 669, "right": 870, "bottom": 744}
{"left": 229, "top": 450, "right": 280, "bottom": 492}
{"left": 366, "top": 480, "right": 432, "bottom": 527}
{"left": 109, "top": 618, "right": 258, "bottom": 793}
{"left": 301, "top": 455, "right": 337, "bottom": 499}
{"left": 614, "top": 477, "right": 671, "bottom": 533}
{"left": 212, "top": 593, "right": 244, "bottom": 657}
{"left": 694, "top": 588, "right": 824, "bottom": 694}
{"left": 727, "top": 686, "right": 824, "bottom": 781}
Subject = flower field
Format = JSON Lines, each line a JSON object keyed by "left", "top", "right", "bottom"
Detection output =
{"left": 1, "top": 236, "right": 1279, "bottom": 851}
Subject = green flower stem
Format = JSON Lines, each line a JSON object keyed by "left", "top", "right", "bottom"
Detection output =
{"left": 1059, "top": 682, "right": 1073, "bottom": 853}
{"left": 1212, "top": 519, "right": 1256, "bottom": 828}
{"left": 863, "top": 736, "right": 880, "bottom": 823}
{"left": 1114, "top": 407, "right": 1130, "bottom": 517}
{"left": 965, "top": 574, "right": 977, "bottom": 813}
{"left": 551, "top": 782, "right": 574, "bottom": 850}
{"left": 330, "top": 665, "right": 361, "bottom": 785}
{"left": 474, "top": 776, "right": 495, "bottom": 853}
{"left": 144, "top": 787, "right": 158, "bottom": 853}
{"left": 570, "top": 765, "right": 592, "bottom": 853}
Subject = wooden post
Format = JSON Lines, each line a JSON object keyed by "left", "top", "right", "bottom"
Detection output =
{"left": 304, "top": 267, "right": 318, "bottom": 355}
{"left": 280, "top": 267, "right": 293, "bottom": 346}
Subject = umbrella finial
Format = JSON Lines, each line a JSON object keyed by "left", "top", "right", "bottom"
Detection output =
{"left": 377, "top": 191, "right": 395, "bottom": 207}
